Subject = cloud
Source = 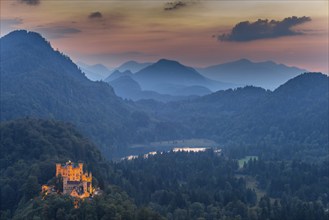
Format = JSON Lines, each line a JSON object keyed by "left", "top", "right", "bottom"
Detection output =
{"left": 1, "top": 18, "right": 23, "bottom": 27}
{"left": 164, "top": 1, "right": 187, "bottom": 11}
{"left": 34, "top": 26, "right": 81, "bottom": 39}
{"left": 88, "top": 12, "right": 103, "bottom": 19}
{"left": 19, "top": 0, "right": 40, "bottom": 6}
{"left": 218, "top": 16, "right": 312, "bottom": 42}
{"left": 80, "top": 51, "right": 156, "bottom": 66}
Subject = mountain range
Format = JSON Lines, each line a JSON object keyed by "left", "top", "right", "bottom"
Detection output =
{"left": 133, "top": 59, "right": 234, "bottom": 93}
{"left": 103, "top": 61, "right": 219, "bottom": 100}
{"left": 83, "top": 58, "right": 306, "bottom": 95}
{"left": 1, "top": 30, "right": 327, "bottom": 161}
{"left": 100, "top": 58, "right": 305, "bottom": 101}
{"left": 103, "top": 59, "right": 235, "bottom": 100}
{"left": 197, "top": 58, "right": 306, "bottom": 90}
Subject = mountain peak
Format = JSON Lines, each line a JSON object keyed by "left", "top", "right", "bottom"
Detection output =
{"left": 3, "top": 30, "right": 42, "bottom": 39}
{"left": 105, "top": 69, "right": 133, "bottom": 82}
{"left": 121, "top": 60, "right": 139, "bottom": 65}
{"left": 156, "top": 58, "right": 181, "bottom": 66}
{"left": 1, "top": 30, "right": 88, "bottom": 82}
{"left": 90, "top": 63, "right": 109, "bottom": 69}
{"left": 275, "top": 72, "right": 328, "bottom": 93}
{"left": 1, "top": 30, "right": 50, "bottom": 49}
{"left": 235, "top": 58, "right": 252, "bottom": 64}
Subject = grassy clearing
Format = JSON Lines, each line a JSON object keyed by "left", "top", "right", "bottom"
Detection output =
{"left": 238, "top": 156, "right": 258, "bottom": 168}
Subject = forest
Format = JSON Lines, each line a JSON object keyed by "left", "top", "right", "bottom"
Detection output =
{"left": 1, "top": 119, "right": 328, "bottom": 220}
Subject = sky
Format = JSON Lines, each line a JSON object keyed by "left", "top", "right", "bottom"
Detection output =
{"left": 1, "top": 0, "right": 328, "bottom": 73}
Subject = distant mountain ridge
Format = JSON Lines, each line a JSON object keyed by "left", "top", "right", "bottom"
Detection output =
{"left": 78, "top": 62, "right": 113, "bottom": 81}
{"left": 107, "top": 74, "right": 203, "bottom": 102}
{"left": 104, "top": 59, "right": 221, "bottom": 99}
{"left": 133, "top": 59, "right": 236, "bottom": 95}
{"left": 115, "top": 60, "right": 152, "bottom": 73}
{"left": 197, "top": 58, "right": 306, "bottom": 90}
{"left": 104, "top": 69, "right": 133, "bottom": 82}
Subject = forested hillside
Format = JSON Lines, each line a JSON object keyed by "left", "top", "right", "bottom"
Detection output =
{"left": 136, "top": 73, "right": 328, "bottom": 161}
{"left": 0, "top": 118, "right": 162, "bottom": 220}
{"left": 2, "top": 119, "right": 327, "bottom": 220}
{"left": 0, "top": 31, "right": 185, "bottom": 158}
{"left": 0, "top": 119, "right": 107, "bottom": 212}
{"left": 109, "top": 151, "right": 329, "bottom": 220}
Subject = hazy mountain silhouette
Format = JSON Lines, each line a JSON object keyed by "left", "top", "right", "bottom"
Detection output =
{"left": 104, "top": 69, "right": 134, "bottom": 82}
{"left": 115, "top": 60, "right": 152, "bottom": 73}
{"left": 107, "top": 75, "right": 199, "bottom": 102}
{"left": 105, "top": 60, "right": 215, "bottom": 98}
{"left": 134, "top": 59, "right": 236, "bottom": 95}
{"left": 108, "top": 75, "right": 142, "bottom": 97}
{"left": 78, "top": 62, "right": 113, "bottom": 81}
{"left": 197, "top": 58, "right": 306, "bottom": 90}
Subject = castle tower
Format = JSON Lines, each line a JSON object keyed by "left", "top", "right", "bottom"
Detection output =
{"left": 56, "top": 163, "right": 61, "bottom": 176}
{"left": 78, "top": 163, "right": 83, "bottom": 173}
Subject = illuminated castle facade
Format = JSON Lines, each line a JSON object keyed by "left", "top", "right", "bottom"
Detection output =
{"left": 55, "top": 161, "right": 93, "bottom": 198}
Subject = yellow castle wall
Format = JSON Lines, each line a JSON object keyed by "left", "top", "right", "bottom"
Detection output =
{"left": 54, "top": 161, "right": 93, "bottom": 197}
{"left": 56, "top": 162, "right": 84, "bottom": 181}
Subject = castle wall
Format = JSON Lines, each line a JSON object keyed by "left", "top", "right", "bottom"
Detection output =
{"left": 56, "top": 161, "right": 84, "bottom": 182}
{"left": 55, "top": 161, "right": 93, "bottom": 198}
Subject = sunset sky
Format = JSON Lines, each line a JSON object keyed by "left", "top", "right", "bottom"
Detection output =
{"left": 1, "top": 0, "right": 328, "bottom": 72}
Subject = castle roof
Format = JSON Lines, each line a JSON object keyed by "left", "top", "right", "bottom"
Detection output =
{"left": 59, "top": 160, "right": 81, "bottom": 168}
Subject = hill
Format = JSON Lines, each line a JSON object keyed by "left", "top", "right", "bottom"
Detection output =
{"left": 197, "top": 59, "right": 305, "bottom": 90}
{"left": 0, "top": 118, "right": 107, "bottom": 213}
{"left": 135, "top": 73, "right": 328, "bottom": 161}
{"left": 0, "top": 30, "right": 157, "bottom": 158}
{"left": 0, "top": 118, "right": 163, "bottom": 220}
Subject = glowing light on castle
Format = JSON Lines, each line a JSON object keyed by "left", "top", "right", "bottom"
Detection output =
{"left": 56, "top": 160, "right": 93, "bottom": 198}
{"left": 42, "top": 161, "right": 95, "bottom": 199}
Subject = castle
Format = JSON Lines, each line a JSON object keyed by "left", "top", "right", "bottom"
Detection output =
{"left": 42, "top": 161, "right": 94, "bottom": 199}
